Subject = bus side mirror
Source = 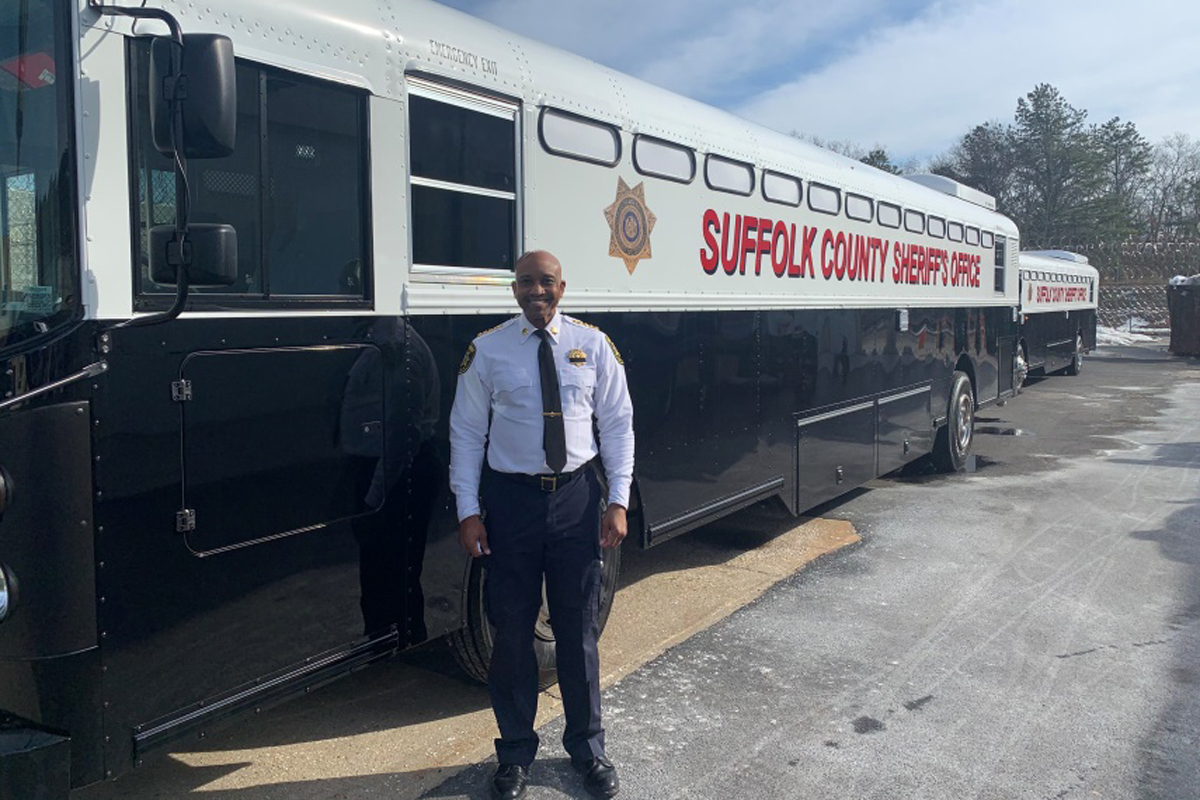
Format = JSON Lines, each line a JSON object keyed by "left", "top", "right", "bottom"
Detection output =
{"left": 150, "top": 224, "right": 239, "bottom": 287}
{"left": 150, "top": 33, "right": 236, "bottom": 159}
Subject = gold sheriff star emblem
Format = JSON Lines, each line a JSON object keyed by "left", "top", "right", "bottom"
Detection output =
{"left": 603, "top": 177, "right": 656, "bottom": 275}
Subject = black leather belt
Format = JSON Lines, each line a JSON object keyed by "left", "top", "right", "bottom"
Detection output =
{"left": 492, "top": 460, "right": 592, "bottom": 492}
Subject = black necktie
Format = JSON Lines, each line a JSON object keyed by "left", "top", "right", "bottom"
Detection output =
{"left": 534, "top": 329, "right": 567, "bottom": 473}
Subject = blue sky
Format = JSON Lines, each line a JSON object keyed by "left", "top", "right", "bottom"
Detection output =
{"left": 436, "top": 0, "right": 1200, "bottom": 163}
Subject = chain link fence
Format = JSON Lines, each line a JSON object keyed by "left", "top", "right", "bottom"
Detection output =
{"left": 1030, "top": 240, "right": 1200, "bottom": 329}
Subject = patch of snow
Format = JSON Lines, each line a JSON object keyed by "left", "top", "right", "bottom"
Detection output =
{"left": 1097, "top": 326, "right": 1157, "bottom": 346}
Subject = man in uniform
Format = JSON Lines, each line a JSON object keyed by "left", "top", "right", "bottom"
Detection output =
{"left": 450, "top": 250, "right": 634, "bottom": 799}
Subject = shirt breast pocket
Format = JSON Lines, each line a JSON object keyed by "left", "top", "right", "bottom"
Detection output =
{"left": 560, "top": 367, "right": 596, "bottom": 418}
{"left": 493, "top": 369, "right": 534, "bottom": 408}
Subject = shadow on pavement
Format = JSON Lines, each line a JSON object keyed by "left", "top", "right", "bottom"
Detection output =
{"left": 1133, "top": 493, "right": 1200, "bottom": 799}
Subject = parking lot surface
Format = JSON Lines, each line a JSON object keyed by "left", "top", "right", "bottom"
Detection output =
{"left": 86, "top": 342, "right": 1200, "bottom": 798}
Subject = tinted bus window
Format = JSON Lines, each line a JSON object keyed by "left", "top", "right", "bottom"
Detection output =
{"left": 411, "top": 81, "right": 519, "bottom": 270}
{"left": 131, "top": 44, "right": 369, "bottom": 301}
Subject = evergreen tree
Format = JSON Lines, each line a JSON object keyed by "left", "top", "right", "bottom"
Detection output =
{"left": 1094, "top": 117, "right": 1151, "bottom": 240}
{"left": 1009, "top": 83, "right": 1107, "bottom": 246}
{"left": 860, "top": 147, "right": 903, "bottom": 175}
{"left": 930, "top": 121, "right": 1016, "bottom": 212}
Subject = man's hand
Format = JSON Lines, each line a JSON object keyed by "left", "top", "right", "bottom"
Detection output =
{"left": 459, "top": 514, "right": 490, "bottom": 558}
{"left": 600, "top": 504, "right": 627, "bottom": 550}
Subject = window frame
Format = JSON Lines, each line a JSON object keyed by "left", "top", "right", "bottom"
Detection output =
{"left": 993, "top": 234, "right": 1007, "bottom": 292}
{"left": 845, "top": 192, "right": 874, "bottom": 222}
{"left": 704, "top": 154, "right": 755, "bottom": 196}
{"left": 538, "top": 107, "right": 621, "bottom": 168}
{"left": 128, "top": 43, "right": 374, "bottom": 311}
{"left": 807, "top": 182, "right": 842, "bottom": 216}
{"left": 927, "top": 215, "right": 946, "bottom": 238}
{"left": 904, "top": 209, "right": 926, "bottom": 234}
{"left": 947, "top": 221, "right": 964, "bottom": 242}
{"left": 878, "top": 201, "right": 901, "bottom": 229}
{"left": 407, "top": 76, "right": 523, "bottom": 275}
{"left": 762, "top": 170, "right": 802, "bottom": 207}
{"left": 633, "top": 134, "right": 696, "bottom": 184}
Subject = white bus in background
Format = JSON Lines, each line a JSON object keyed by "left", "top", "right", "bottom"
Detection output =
{"left": 1016, "top": 250, "right": 1100, "bottom": 384}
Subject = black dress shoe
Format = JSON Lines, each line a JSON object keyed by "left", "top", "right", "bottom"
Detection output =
{"left": 573, "top": 755, "right": 620, "bottom": 798}
{"left": 491, "top": 763, "right": 529, "bottom": 800}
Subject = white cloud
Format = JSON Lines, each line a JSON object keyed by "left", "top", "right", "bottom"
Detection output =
{"left": 440, "top": 0, "right": 900, "bottom": 99}
{"left": 438, "top": 0, "right": 1200, "bottom": 161}
{"left": 734, "top": 0, "right": 1200, "bottom": 160}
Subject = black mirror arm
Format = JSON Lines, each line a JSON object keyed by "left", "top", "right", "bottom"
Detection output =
{"left": 87, "top": 1, "right": 184, "bottom": 46}
{"left": 90, "top": 1, "right": 194, "bottom": 328}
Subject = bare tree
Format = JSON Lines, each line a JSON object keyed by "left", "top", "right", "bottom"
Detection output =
{"left": 791, "top": 133, "right": 910, "bottom": 174}
{"left": 1141, "top": 133, "right": 1200, "bottom": 242}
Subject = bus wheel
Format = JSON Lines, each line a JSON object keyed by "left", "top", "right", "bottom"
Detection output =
{"left": 1014, "top": 343, "right": 1029, "bottom": 392}
{"left": 1066, "top": 334, "right": 1083, "bottom": 375}
{"left": 450, "top": 530, "right": 622, "bottom": 689}
{"left": 932, "top": 370, "right": 974, "bottom": 472}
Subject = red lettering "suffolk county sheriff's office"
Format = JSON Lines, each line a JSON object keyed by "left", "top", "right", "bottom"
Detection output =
{"left": 1036, "top": 285, "right": 1088, "bottom": 303}
{"left": 699, "top": 209, "right": 985, "bottom": 289}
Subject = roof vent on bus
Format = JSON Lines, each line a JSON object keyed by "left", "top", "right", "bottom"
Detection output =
{"left": 904, "top": 174, "right": 996, "bottom": 211}
{"left": 1022, "top": 249, "right": 1090, "bottom": 264}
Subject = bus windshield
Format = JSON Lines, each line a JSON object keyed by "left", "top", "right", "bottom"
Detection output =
{"left": 0, "top": 0, "right": 78, "bottom": 351}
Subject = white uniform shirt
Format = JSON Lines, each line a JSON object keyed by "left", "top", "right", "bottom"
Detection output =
{"left": 449, "top": 311, "right": 635, "bottom": 521}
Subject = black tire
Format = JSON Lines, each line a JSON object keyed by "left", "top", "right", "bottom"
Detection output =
{"left": 1065, "top": 333, "right": 1083, "bottom": 376}
{"left": 932, "top": 370, "right": 974, "bottom": 473}
{"left": 450, "top": 516, "right": 623, "bottom": 689}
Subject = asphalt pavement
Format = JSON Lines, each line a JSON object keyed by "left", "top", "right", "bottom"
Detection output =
{"left": 428, "top": 341, "right": 1200, "bottom": 799}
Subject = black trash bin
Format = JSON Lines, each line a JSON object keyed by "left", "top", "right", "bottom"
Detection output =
{"left": 1168, "top": 277, "right": 1200, "bottom": 356}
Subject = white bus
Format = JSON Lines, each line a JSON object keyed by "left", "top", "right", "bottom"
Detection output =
{"left": 1016, "top": 250, "right": 1100, "bottom": 384}
{"left": 0, "top": 0, "right": 1024, "bottom": 793}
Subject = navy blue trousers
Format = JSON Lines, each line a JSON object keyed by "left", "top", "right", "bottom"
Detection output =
{"left": 482, "top": 466, "right": 605, "bottom": 767}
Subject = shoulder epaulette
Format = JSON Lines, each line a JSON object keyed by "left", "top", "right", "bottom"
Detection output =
{"left": 604, "top": 335, "right": 624, "bottom": 365}
{"left": 475, "top": 319, "right": 514, "bottom": 339}
{"left": 565, "top": 316, "right": 600, "bottom": 331}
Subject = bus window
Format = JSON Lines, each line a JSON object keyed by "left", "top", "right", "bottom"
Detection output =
{"left": 878, "top": 202, "right": 901, "bottom": 228}
{"left": 410, "top": 79, "right": 519, "bottom": 271}
{"left": 762, "top": 171, "right": 801, "bottom": 206}
{"left": 981, "top": 231, "right": 994, "bottom": 248}
{"left": 845, "top": 193, "right": 873, "bottom": 222}
{"left": 808, "top": 183, "right": 841, "bottom": 215}
{"left": 705, "top": 154, "right": 754, "bottom": 195}
{"left": 540, "top": 108, "right": 620, "bottom": 166}
{"left": 928, "top": 216, "right": 946, "bottom": 238}
{"left": 947, "top": 221, "right": 964, "bottom": 242}
{"left": 904, "top": 209, "right": 925, "bottom": 234}
{"left": 131, "top": 44, "right": 370, "bottom": 302}
{"left": 993, "top": 235, "right": 1006, "bottom": 292}
{"left": 634, "top": 135, "right": 694, "bottom": 183}
{"left": 965, "top": 226, "right": 980, "bottom": 246}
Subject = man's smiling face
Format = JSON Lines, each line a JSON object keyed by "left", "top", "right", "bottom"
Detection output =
{"left": 512, "top": 251, "right": 566, "bottom": 329}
